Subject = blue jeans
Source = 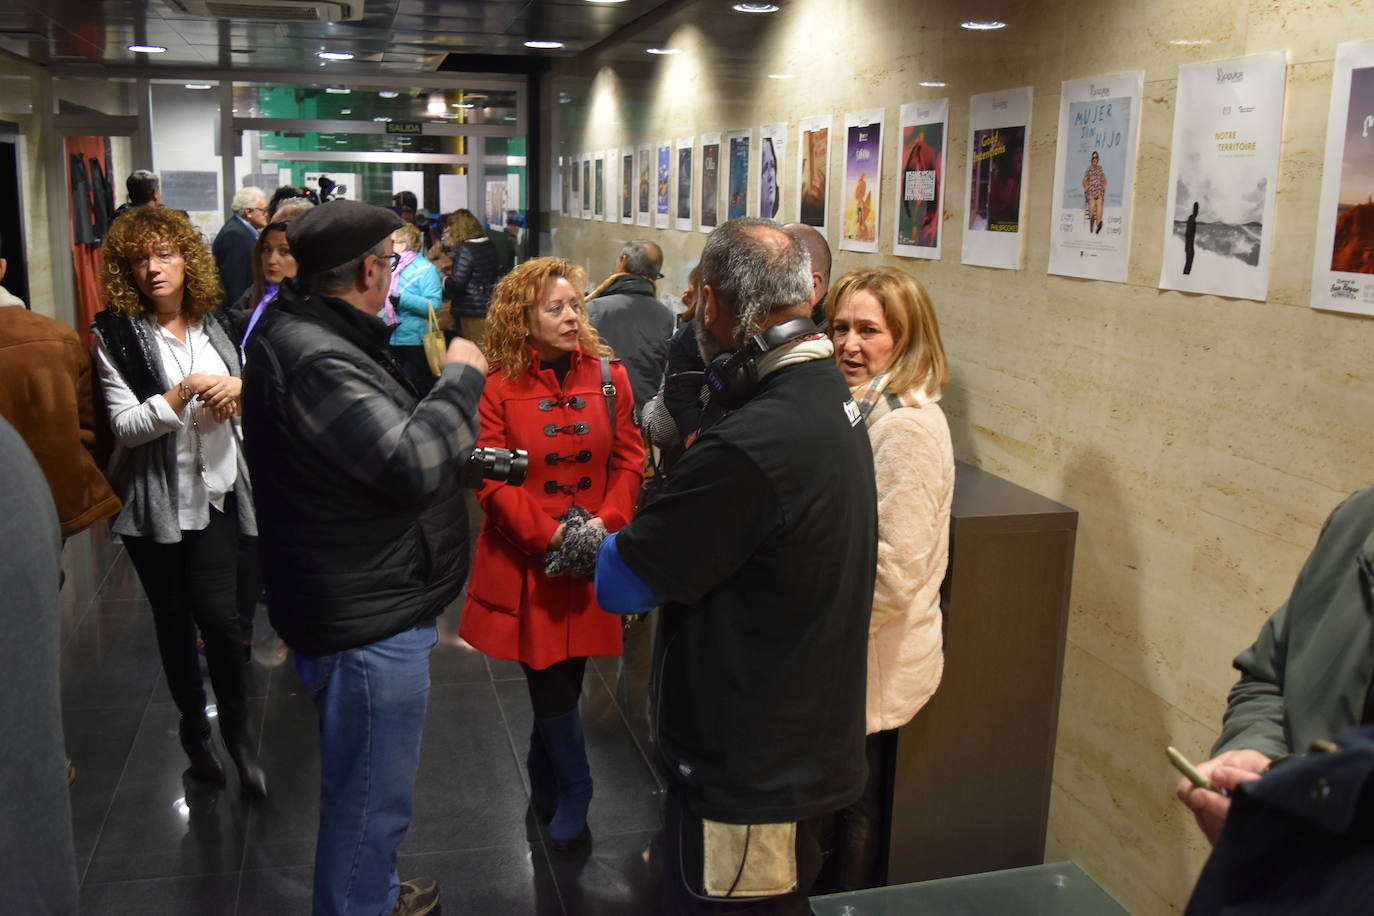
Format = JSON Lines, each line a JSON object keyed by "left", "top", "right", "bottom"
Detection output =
{"left": 295, "top": 621, "right": 438, "bottom": 916}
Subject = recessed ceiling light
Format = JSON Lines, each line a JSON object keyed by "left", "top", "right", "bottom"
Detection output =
{"left": 524, "top": 40, "right": 564, "bottom": 49}
{"left": 325, "top": 87, "right": 350, "bottom": 94}
{"left": 127, "top": 44, "right": 167, "bottom": 53}
{"left": 339, "top": 108, "right": 351, "bottom": 114}
{"left": 377, "top": 90, "right": 399, "bottom": 99}
{"left": 504, "top": 116, "right": 517, "bottom": 121}
{"left": 317, "top": 50, "right": 354, "bottom": 60}
{"left": 185, "top": 83, "right": 213, "bottom": 90}
{"left": 452, "top": 102, "right": 476, "bottom": 109}
{"left": 961, "top": 20, "right": 1006, "bottom": 30}
{"left": 373, "top": 116, "right": 392, "bottom": 122}
{"left": 587, "top": 0, "right": 627, "bottom": 3}
{"left": 1169, "top": 38, "right": 1211, "bottom": 46}
{"left": 646, "top": 47, "right": 681, "bottom": 55}
{"left": 767, "top": 73, "right": 794, "bottom": 79}
{"left": 733, "top": 3, "right": 780, "bottom": 11}
{"left": 919, "top": 80, "right": 947, "bottom": 87}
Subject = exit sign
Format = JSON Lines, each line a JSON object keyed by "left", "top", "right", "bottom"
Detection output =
{"left": 386, "top": 121, "right": 424, "bottom": 135}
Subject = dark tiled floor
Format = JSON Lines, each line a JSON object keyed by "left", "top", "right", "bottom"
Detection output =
{"left": 61, "top": 521, "right": 666, "bottom": 915}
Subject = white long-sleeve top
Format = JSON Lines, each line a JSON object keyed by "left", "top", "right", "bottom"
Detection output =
{"left": 94, "top": 320, "right": 238, "bottom": 532}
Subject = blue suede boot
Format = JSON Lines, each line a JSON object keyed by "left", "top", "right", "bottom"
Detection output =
{"left": 534, "top": 707, "right": 593, "bottom": 849}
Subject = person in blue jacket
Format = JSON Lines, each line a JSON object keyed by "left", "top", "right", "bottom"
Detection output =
{"left": 386, "top": 222, "right": 444, "bottom": 397}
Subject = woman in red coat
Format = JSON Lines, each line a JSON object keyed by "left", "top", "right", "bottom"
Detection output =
{"left": 460, "top": 257, "right": 643, "bottom": 849}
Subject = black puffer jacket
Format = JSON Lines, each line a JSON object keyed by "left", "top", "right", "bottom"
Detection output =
{"left": 446, "top": 237, "right": 499, "bottom": 320}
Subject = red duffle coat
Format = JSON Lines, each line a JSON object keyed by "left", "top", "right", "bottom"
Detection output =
{"left": 459, "top": 347, "right": 644, "bottom": 669}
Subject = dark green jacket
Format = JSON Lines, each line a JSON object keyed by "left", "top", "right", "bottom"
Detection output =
{"left": 1214, "top": 488, "right": 1374, "bottom": 758}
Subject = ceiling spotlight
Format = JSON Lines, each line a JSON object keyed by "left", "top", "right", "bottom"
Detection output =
{"left": 452, "top": 102, "right": 476, "bottom": 109}
{"left": 587, "top": 0, "right": 628, "bottom": 3}
{"left": 324, "top": 87, "right": 350, "bottom": 94}
{"left": 524, "top": 40, "right": 564, "bottom": 49}
{"left": 960, "top": 20, "right": 1006, "bottom": 30}
{"left": 378, "top": 90, "right": 400, "bottom": 99}
{"left": 339, "top": 108, "right": 351, "bottom": 114}
{"left": 373, "top": 116, "right": 392, "bottom": 122}
{"left": 185, "top": 83, "right": 213, "bottom": 90}
{"left": 317, "top": 50, "right": 354, "bottom": 60}
{"left": 733, "top": 3, "right": 780, "bottom": 11}
{"left": 767, "top": 73, "right": 795, "bottom": 79}
{"left": 127, "top": 44, "right": 167, "bottom": 53}
{"left": 919, "top": 80, "right": 947, "bottom": 87}
{"left": 646, "top": 47, "right": 681, "bottom": 55}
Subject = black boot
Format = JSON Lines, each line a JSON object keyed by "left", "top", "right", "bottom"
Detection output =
{"left": 179, "top": 716, "right": 226, "bottom": 786}
{"left": 221, "top": 720, "right": 267, "bottom": 799}
{"left": 527, "top": 728, "right": 557, "bottom": 820}
{"left": 836, "top": 811, "right": 879, "bottom": 891}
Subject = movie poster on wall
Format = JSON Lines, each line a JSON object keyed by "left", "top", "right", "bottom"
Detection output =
{"left": 1048, "top": 72, "right": 1144, "bottom": 282}
{"left": 656, "top": 142, "right": 671, "bottom": 229}
{"left": 621, "top": 150, "right": 634, "bottom": 224}
{"left": 558, "top": 157, "right": 569, "bottom": 217}
{"left": 797, "top": 115, "right": 832, "bottom": 233}
{"left": 676, "top": 137, "right": 694, "bottom": 231}
{"left": 605, "top": 150, "right": 617, "bottom": 223}
{"left": 1312, "top": 40, "right": 1374, "bottom": 315}
{"left": 700, "top": 132, "right": 721, "bottom": 233}
{"left": 962, "top": 87, "right": 1032, "bottom": 269}
{"left": 593, "top": 151, "right": 605, "bottom": 221}
{"left": 1159, "top": 52, "right": 1286, "bottom": 301}
{"left": 582, "top": 158, "right": 591, "bottom": 218}
{"left": 841, "top": 109, "right": 883, "bottom": 254}
{"left": 893, "top": 99, "right": 948, "bottom": 260}
{"left": 569, "top": 155, "right": 581, "bottom": 218}
{"left": 727, "top": 129, "right": 751, "bottom": 221}
{"left": 637, "top": 144, "right": 651, "bottom": 227}
{"left": 759, "top": 122, "right": 786, "bottom": 221}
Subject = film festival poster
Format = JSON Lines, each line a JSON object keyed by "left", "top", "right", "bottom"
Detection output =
{"left": 893, "top": 99, "right": 948, "bottom": 260}
{"left": 700, "top": 132, "right": 722, "bottom": 233}
{"left": 593, "top": 151, "right": 605, "bottom": 220}
{"left": 582, "top": 158, "right": 592, "bottom": 218}
{"left": 1158, "top": 52, "right": 1286, "bottom": 301}
{"left": 1048, "top": 72, "right": 1144, "bottom": 282}
{"left": 621, "top": 149, "right": 634, "bottom": 224}
{"left": 841, "top": 109, "right": 883, "bottom": 254}
{"left": 656, "top": 142, "right": 672, "bottom": 229}
{"left": 569, "top": 154, "right": 581, "bottom": 218}
{"left": 605, "top": 149, "right": 618, "bottom": 225}
{"left": 797, "top": 115, "right": 832, "bottom": 233}
{"left": 759, "top": 122, "right": 786, "bottom": 221}
{"left": 727, "top": 128, "right": 751, "bottom": 221}
{"left": 962, "top": 87, "right": 1033, "bottom": 270}
{"left": 1312, "top": 40, "right": 1374, "bottom": 316}
{"left": 558, "top": 157, "right": 569, "bottom": 217}
{"left": 676, "top": 137, "right": 694, "bottom": 231}
{"left": 637, "top": 144, "right": 652, "bottom": 227}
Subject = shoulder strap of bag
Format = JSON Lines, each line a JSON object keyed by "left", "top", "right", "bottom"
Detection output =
{"left": 600, "top": 356, "right": 616, "bottom": 480}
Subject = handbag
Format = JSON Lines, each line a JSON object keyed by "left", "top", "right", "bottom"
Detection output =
{"left": 423, "top": 303, "right": 445, "bottom": 377}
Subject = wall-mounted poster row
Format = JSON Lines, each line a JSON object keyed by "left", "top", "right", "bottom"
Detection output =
{"left": 1313, "top": 39, "right": 1374, "bottom": 316}
{"left": 894, "top": 99, "right": 947, "bottom": 260}
{"left": 1048, "top": 72, "right": 1143, "bottom": 283}
{"left": 962, "top": 86, "right": 1032, "bottom": 270}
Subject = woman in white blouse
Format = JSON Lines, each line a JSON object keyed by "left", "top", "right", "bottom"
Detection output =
{"left": 92, "top": 206, "right": 265, "bottom": 798}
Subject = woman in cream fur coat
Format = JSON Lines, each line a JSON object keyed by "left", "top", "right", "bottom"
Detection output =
{"left": 820, "top": 266, "right": 954, "bottom": 892}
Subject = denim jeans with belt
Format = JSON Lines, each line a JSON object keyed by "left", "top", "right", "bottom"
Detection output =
{"left": 294, "top": 620, "right": 438, "bottom": 916}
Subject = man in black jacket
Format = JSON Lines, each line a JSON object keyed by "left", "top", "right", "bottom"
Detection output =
{"left": 212, "top": 186, "right": 268, "bottom": 306}
{"left": 595, "top": 218, "right": 877, "bottom": 914}
{"left": 585, "top": 240, "right": 673, "bottom": 418}
{"left": 242, "top": 200, "right": 487, "bottom": 916}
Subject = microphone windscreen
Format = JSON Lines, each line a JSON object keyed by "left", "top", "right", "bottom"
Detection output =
{"left": 642, "top": 394, "right": 681, "bottom": 451}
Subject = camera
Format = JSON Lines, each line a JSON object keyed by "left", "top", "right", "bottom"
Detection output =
{"left": 462, "top": 446, "right": 529, "bottom": 488}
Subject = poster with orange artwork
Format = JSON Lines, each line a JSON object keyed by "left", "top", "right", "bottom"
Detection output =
{"left": 841, "top": 109, "right": 883, "bottom": 253}
{"left": 1313, "top": 40, "right": 1374, "bottom": 315}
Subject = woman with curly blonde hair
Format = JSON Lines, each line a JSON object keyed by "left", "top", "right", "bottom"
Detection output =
{"left": 439, "top": 208, "right": 500, "bottom": 340}
{"left": 91, "top": 205, "right": 266, "bottom": 799}
{"left": 460, "top": 257, "right": 642, "bottom": 850}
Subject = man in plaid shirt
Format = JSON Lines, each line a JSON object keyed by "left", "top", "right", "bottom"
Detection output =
{"left": 242, "top": 200, "right": 487, "bottom": 916}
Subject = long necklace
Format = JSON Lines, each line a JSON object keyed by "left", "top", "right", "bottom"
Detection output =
{"left": 160, "top": 321, "right": 210, "bottom": 485}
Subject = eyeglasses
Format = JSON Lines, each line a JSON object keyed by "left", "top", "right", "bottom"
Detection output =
{"left": 387, "top": 252, "right": 401, "bottom": 272}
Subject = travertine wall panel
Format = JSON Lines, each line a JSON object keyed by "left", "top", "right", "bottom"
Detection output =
{"left": 546, "top": 1, "right": 1374, "bottom": 912}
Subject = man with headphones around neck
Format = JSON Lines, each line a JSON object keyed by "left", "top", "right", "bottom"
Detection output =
{"left": 595, "top": 217, "right": 878, "bottom": 914}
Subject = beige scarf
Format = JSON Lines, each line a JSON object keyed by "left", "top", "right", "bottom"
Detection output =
{"left": 850, "top": 368, "right": 939, "bottom": 429}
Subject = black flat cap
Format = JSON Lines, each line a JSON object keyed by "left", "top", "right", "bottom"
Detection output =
{"left": 287, "top": 200, "right": 404, "bottom": 276}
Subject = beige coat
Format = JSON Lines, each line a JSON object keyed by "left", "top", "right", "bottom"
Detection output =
{"left": 864, "top": 397, "right": 953, "bottom": 733}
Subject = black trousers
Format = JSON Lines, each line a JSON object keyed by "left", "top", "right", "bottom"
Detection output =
{"left": 123, "top": 496, "right": 247, "bottom": 733}
{"left": 520, "top": 657, "right": 587, "bottom": 718}
{"left": 660, "top": 783, "right": 825, "bottom": 916}
{"left": 236, "top": 533, "right": 262, "bottom": 640}
{"left": 391, "top": 344, "right": 437, "bottom": 399}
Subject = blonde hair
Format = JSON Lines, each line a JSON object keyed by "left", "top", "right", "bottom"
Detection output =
{"left": 392, "top": 222, "right": 422, "bottom": 252}
{"left": 448, "top": 208, "right": 484, "bottom": 245}
{"left": 825, "top": 267, "right": 949, "bottom": 397}
{"left": 101, "top": 207, "right": 222, "bottom": 321}
{"left": 483, "top": 257, "right": 609, "bottom": 380}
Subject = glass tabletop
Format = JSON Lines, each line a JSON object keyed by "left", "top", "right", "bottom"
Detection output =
{"left": 810, "top": 862, "right": 1130, "bottom": 916}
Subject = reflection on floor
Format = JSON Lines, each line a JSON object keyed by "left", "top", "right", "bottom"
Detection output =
{"left": 60, "top": 520, "right": 664, "bottom": 915}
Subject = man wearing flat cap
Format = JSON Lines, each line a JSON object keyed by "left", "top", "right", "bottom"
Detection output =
{"left": 241, "top": 200, "right": 488, "bottom": 916}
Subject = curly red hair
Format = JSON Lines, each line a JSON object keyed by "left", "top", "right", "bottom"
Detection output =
{"left": 101, "top": 207, "right": 222, "bottom": 320}
{"left": 482, "top": 257, "right": 609, "bottom": 379}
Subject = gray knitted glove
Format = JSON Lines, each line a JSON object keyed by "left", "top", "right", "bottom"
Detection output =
{"left": 544, "top": 506, "right": 607, "bottom": 578}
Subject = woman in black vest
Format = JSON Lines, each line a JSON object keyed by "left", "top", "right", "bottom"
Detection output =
{"left": 92, "top": 206, "right": 266, "bottom": 798}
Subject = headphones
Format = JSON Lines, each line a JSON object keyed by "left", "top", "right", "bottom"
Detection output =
{"left": 702, "top": 316, "right": 822, "bottom": 410}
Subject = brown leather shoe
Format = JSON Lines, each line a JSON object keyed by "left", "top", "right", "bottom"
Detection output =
{"left": 391, "top": 877, "right": 439, "bottom": 916}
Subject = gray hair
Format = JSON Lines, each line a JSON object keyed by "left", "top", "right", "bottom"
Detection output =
{"left": 302, "top": 240, "right": 386, "bottom": 297}
{"left": 619, "top": 239, "right": 663, "bottom": 279}
{"left": 700, "top": 217, "right": 811, "bottom": 341}
{"left": 232, "top": 186, "right": 266, "bottom": 215}
{"left": 270, "top": 197, "right": 315, "bottom": 223}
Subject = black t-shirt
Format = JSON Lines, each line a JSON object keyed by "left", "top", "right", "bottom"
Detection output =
{"left": 616, "top": 357, "right": 877, "bottom": 824}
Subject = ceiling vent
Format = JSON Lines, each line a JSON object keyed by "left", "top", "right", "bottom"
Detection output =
{"left": 164, "top": 0, "right": 364, "bottom": 22}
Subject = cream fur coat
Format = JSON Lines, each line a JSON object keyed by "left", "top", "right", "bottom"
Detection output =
{"left": 863, "top": 393, "right": 954, "bottom": 734}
